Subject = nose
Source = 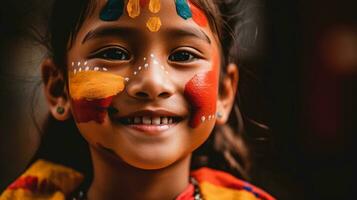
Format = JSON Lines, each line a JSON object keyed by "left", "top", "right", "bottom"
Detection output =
{"left": 126, "top": 57, "right": 175, "bottom": 100}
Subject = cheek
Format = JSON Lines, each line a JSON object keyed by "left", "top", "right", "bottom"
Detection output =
{"left": 69, "top": 71, "right": 125, "bottom": 124}
{"left": 184, "top": 52, "right": 219, "bottom": 128}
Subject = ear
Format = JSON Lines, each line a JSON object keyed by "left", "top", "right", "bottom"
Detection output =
{"left": 216, "top": 63, "right": 239, "bottom": 125}
{"left": 41, "top": 58, "right": 71, "bottom": 121}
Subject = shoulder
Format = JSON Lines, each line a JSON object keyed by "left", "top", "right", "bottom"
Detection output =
{"left": 191, "top": 167, "right": 276, "bottom": 200}
{"left": 0, "top": 159, "right": 83, "bottom": 200}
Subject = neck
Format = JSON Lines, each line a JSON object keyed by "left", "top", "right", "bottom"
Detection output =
{"left": 87, "top": 145, "right": 191, "bottom": 200}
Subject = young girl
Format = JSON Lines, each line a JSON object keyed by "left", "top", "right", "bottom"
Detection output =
{"left": 1, "top": 0, "right": 275, "bottom": 199}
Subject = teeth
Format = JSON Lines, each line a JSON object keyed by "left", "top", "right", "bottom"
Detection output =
{"left": 124, "top": 116, "right": 178, "bottom": 125}
{"left": 142, "top": 116, "right": 151, "bottom": 125}
{"left": 152, "top": 117, "right": 161, "bottom": 125}
{"left": 161, "top": 117, "right": 168, "bottom": 124}
{"left": 134, "top": 117, "right": 141, "bottom": 124}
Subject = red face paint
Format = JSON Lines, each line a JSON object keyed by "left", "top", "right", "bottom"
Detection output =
{"left": 184, "top": 51, "right": 219, "bottom": 128}
{"left": 187, "top": 0, "right": 208, "bottom": 27}
{"left": 68, "top": 70, "right": 124, "bottom": 124}
{"left": 71, "top": 96, "right": 113, "bottom": 124}
{"left": 140, "top": 0, "right": 149, "bottom": 7}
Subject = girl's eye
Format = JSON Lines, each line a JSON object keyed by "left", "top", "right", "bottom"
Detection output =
{"left": 92, "top": 47, "right": 130, "bottom": 60}
{"left": 169, "top": 51, "right": 198, "bottom": 62}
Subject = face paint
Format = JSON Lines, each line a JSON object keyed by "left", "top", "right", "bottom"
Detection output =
{"left": 149, "top": 0, "right": 161, "bottom": 13}
{"left": 140, "top": 0, "right": 149, "bottom": 7}
{"left": 175, "top": 0, "right": 192, "bottom": 20}
{"left": 100, "top": 0, "right": 124, "bottom": 21}
{"left": 184, "top": 51, "right": 219, "bottom": 128}
{"left": 187, "top": 0, "right": 208, "bottom": 27}
{"left": 127, "top": 0, "right": 141, "bottom": 18}
{"left": 69, "top": 70, "right": 125, "bottom": 123}
{"left": 146, "top": 16, "right": 162, "bottom": 32}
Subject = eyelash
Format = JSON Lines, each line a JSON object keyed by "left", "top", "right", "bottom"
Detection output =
{"left": 89, "top": 46, "right": 201, "bottom": 63}
{"left": 90, "top": 46, "right": 131, "bottom": 61}
{"left": 168, "top": 50, "right": 200, "bottom": 63}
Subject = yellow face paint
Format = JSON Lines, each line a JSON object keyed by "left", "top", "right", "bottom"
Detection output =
{"left": 149, "top": 0, "right": 161, "bottom": 13}
{"left": 146, "top": 16, "right": 162, "bottom": 32}
{"left": 69, "top": 71, "right": 125, "bottom": 100}
{"left": 127, "top": 0, "right": 140, "bottom": 18}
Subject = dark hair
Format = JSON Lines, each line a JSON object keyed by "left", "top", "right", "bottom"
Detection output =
{"left": 33, "top": 0, "right": 266, "bottom": 181}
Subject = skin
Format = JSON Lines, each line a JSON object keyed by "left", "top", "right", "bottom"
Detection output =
{"left": 41, "top": 0, "right": 238, "bottom": 199}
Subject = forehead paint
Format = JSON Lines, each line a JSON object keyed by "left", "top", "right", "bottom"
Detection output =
{"left": 187, "top": 0, "right": 208, "bottom": 27}
{"left": 69, "top": 69, "right": 125, "bottom": 124}
{"left": 126, "top": 0, "right": 161, "bottom": 31}
{"left": 127, "top": 0, "right": 141, "bottom": 18}
{"left": 149, "top": 0, "right": 161, "bottom": 13}
{"left": 184, "top": 51, "right": 219, "bottom": 128}
{"left": 140, "top": 0, "right": 149, "bottom": 7}
{"left": 100, "top": 0, "right": 124, "bottom": 21}
{"left": 175, "top": 0, "right": 192, "bottom": 20}
{"left": 146, "top": 16, "right": 162, "bottom": 32}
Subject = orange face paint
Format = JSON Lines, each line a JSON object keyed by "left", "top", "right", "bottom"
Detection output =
{"left": 69, "top": 71, "right": 125, "bottom": 123}
{"left": 187, "top": 0, "right": 208, "bottom": 27}
{"left": 127, "top": 0, "right": 141, "bottom": 18}
{"left": 146, "top": 16, "right": 162, "bottom": 32}
{"left": 184, "top": 51, "right": 219, "bottom": 128}
{"left": 149, "top": 0, "right": 161, "bottom": 13}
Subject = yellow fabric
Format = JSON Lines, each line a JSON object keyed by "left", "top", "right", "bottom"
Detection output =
{"left": 69, "top": 71, "right": 125, "bottom": 100}
{"left": 200, "top": 181, "right": 262, "bottom": 200}
{"left": 0, "top": 160, "right": 83, "bottom": 200}
{"left": 0, "top": 190, "right": 65, "bottom": 200}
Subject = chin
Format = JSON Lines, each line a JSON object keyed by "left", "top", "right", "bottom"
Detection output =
{"left": 118, "top": 147, "right": 188, "bottom": 170}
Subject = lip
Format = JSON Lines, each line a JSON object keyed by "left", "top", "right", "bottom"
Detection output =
{"left": 125, "top": 124, "right": 176, "bottom": 135}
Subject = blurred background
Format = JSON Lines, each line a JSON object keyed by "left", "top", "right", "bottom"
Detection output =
{"left": 1, "top": 0, "right": 356, "bottom": 199}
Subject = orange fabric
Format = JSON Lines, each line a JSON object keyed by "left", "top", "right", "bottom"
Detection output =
{"left": 1, "top": 160, "right": 275, "bottom": 200}
{"left": 0, "top": 160, "right": 83, "bottom": 200}
{"left": 191, "top": 167, "right": 276, "bottom": 200}
{"left": 199, "top": 181, "right": 262, "bottom": 200}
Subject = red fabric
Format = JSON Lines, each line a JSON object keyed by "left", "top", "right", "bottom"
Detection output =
{"left": 8, "top": 176, "right": 38, "bottom": 191}
{"left": 191, "top": 167, "right": 276, "bottom": 200}
{"left": 175, "top": 183, "right": 194, "bottom": 200}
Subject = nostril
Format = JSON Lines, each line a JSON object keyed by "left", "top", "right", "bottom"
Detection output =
{"left": 136, "top": 92, "right": 149, "bottom": 98}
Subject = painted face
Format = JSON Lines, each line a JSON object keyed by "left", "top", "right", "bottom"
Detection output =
{"left": 67, "top": 0, "right": 220, "bottom": 169}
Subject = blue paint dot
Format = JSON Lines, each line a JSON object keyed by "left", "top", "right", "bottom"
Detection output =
{"left": 175, "top": 0, "right": 192, "bottom": 20}
{"left": 100, "top": 0, "right": 124, "bottom": 21}
{"left": 243, "top": 185, "right": 253, "bottom": 191}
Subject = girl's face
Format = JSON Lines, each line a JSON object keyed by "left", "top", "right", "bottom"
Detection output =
{"left": 66, "top": 0, "right": 221, "bottom": 169}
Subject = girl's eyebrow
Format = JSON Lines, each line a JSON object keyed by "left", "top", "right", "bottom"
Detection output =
{"left": 82, "top": 26, "right": 137, "bottom": 44}
{"left": 167, "top": 27, "right": 211, "bottom": 44}
{"left": 82, "top": 26, "right": 211, "bottom": 45}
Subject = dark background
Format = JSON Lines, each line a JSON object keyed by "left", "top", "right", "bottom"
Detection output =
{"left": 1, "top": 0, "right": 356, "bottom": 199}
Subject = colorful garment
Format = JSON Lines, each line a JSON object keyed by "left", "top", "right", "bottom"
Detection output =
{"left": 1, "top": 160, "right": 275, "bottom": 200}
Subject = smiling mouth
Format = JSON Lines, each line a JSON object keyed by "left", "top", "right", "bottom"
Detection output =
{"left": 118, "top": 116, "right": 183, "bottom": 125}
{"left": 109, "top": 108, "right": 186, "bottom": 134}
